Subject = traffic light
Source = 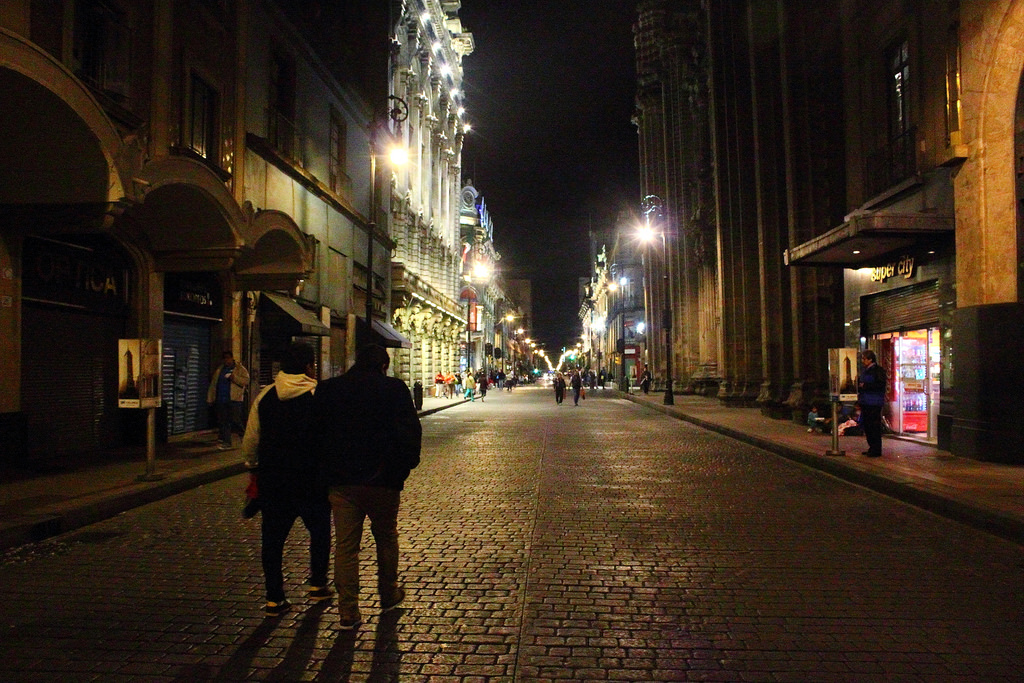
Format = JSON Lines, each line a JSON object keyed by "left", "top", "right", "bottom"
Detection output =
{"left": 485, "top": 342, "right": 493, "bottom": 356}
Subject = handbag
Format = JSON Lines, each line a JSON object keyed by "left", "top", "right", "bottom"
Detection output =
{"left": 581, "top": 388, "right": 586, "bottom": 399}
{"left": 242, "top": 471, "right": 261, "bottom": 519}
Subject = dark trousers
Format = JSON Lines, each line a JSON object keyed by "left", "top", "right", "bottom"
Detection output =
{"left": 862, "top": 404, "right": 883, "bottom": 454}
{"left": 572, "top": 388, "right": 581, "bottom": 405}
{"left": 216, "top": 401, "right": 244, "bottom": 445}
{"left": 260, "top": 494, "right": 332, "bottom": 602}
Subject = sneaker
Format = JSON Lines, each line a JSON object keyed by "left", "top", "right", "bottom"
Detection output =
{"left": 381, "top": 587, "right": 406, "bottom": 613}
{"left": 217, "top": 443, "right": 232, "bottom": 451}
{"left": 264, "top": 600, "right": 291, "bottom": 617}
{"left": 307, "top": 586, "right": 333, "bottom": 603}
{"left": 337, "top": 607, "right": 362, "bottom": 631}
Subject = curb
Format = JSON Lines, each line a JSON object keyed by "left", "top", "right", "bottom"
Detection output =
{"left": 620, "top": 391, "right": 1024, "bottom": 544}
{"left": 0, "top": 398, "right": 471, "bottom": 553}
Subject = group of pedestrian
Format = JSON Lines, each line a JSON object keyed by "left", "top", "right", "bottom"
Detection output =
{"left": 553, "top": 370, "right": 587, "bottom": 406}
{"left": 241, "top": 342, "right": 421, "bottom": 629}
{"left": 433, "top": 370, "right": 465, "bottom": 399}
{"left": 802, "top": 349, "right": 886, "bottom": 457}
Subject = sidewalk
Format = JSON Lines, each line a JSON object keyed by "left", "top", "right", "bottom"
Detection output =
{"left": 620, "top": 389, "right": 1024, "bottom": 544}
{"left": 0, "top": 394, "right": 468, "bottom": 552}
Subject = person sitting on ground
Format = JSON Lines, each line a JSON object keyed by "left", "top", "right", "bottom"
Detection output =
{"left": 838, "top": 402, "right": 864, "bottom": 436}
{"left": 806, "top": 405, "right": 831, "bottom": 433}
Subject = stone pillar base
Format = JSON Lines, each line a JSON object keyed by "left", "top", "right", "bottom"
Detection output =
{"left": 950, "top": 303, "right": 1024, "bottom": 463}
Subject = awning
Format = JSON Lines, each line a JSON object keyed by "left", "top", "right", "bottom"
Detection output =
{"left": 261, "top": 292, "right": 329, "bottom": 336}
{"left": 784, "top": 212, "right": 954, "bottom": 267}
{"left": 357, "top": 316, "right": 412, "bottom": 349}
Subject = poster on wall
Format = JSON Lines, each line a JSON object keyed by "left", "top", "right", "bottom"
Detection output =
{"left": 118, "top": 339, "right": 163, "bottom": 408}
{"left": 829, "top": 347, "right": 860, "bottom": 402}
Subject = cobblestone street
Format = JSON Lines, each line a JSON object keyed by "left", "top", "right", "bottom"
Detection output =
{"left": 1, "top": 386, "right": 1022, "bottom": 682}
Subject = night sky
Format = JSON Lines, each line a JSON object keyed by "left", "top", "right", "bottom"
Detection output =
{"left": 457, "top": 2, "right": 640, "bottom": 353}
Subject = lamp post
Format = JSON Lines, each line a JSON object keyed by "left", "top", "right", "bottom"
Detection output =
{"left": 640, "top": 195, "right": 674, "bottom": 405}
{"left": 365, "top": 96, "right": 409, "bottom": 335}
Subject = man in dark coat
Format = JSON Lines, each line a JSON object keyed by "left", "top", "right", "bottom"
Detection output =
{"left": 241, "top": 342, "right": 331, "bottom": 617}
{"left": 857, "top": 349, "right": 887, "bottom": 457}
{"left": 315, "top": 344, "right": 421, "bottom": 630}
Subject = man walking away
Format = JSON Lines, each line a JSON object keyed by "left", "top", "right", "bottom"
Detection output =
{"left": 241, "top": 342, "right": 331, "bottom": 617}
{"left": 857, "top": 349, "right": 887, "bottom": 457}
{"left": 316, "top": 344, "right": 422, "bottom": 630}
{"left": 207, "top": 351, "right": 250, "bottom": 449}
{"left": 571, "top": 370, "right": 583, "bottom": 406}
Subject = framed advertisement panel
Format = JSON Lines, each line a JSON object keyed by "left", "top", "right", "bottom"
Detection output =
{"left": 118, "top": 339, "right": 162, "bottom": 408}
{"left": 829, "top": 347, "right": 860, "bottom": 402}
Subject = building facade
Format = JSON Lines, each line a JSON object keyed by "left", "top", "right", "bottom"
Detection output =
{"left": 635, "top": 0, "right": 1024, "bottom": 462}
{"left": 0, "top": 0, "right": 391, "bottom": 460}
{"left": 387, "top": 0, "right": 474, "bottom": 388}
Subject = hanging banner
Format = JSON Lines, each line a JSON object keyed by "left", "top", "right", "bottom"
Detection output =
{"left": 118, "top": 339, "right": 163, "bottom": 408}
{"left": 829, "top": 347, "right": 860, "bottom": 403}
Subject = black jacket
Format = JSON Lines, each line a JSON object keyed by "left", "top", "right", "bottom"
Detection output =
{"left": 315, "top": 368, "right": 421, "bottom": 490}
{"left": 253, "top": 385, "right": 320, "bottom": 499}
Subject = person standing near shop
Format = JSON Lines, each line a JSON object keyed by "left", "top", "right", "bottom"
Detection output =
{"left": 241, "top": 342, "right": 331, "bottom": 617}
{"left": 858, "top": 349, "right": 887, "bottom": 457}
{"left": 639, "top": 365, "right": 652, "bottom": 395}
{"left": 316, "top": 344, "right": 421, "bottom": 630}
{"left": 207, "top": 350, "right": 250, "bottom": 450}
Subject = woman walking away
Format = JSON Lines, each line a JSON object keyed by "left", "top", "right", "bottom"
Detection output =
{"left": 464, "top": 372, "right": 476, "bottom": 401}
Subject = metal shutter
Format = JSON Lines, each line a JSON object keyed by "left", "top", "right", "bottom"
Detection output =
{"left": 21, "top": 304, "right": 125, "bottom": 456}
{"left": 861, "top": 280, "right": 939, "bottom": 335}
{"left": 162, "top": 319, "right": 211, "bottom": 436}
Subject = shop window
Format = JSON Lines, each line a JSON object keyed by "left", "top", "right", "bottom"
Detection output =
{"left": 872, "top": 327, "right": 941, "bottom": 440}
{"left": 72, "top": 0, "right": 131, "bottom": 103}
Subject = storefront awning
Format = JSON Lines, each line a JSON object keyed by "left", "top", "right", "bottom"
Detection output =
{"left": 357, "top": 317, "right": 413, "bottom": 349}
{"left": 784, "top": 212, "right": 954, "bottom": 267}
{"left": 262, "top": 292, "right": 329, "bottom": 336}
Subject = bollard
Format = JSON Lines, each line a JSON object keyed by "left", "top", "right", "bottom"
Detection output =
{"left": 825, "top": 399, "right": 845, "bottom": 456}
{"left": 413, "top": 380, "right": 423, "bottom": 410}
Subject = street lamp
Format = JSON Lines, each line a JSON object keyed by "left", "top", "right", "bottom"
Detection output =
{"left": 639, "top": 194, "right": 674, "bottom": 405}
{"left": 366, "top": 96, "right": 409, "bottom": 333}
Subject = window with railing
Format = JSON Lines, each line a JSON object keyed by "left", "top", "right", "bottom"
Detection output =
{"left": 72, "top": 0, "right": 131, "bottom": 103}
{"left": 329, "top": 107, "right": 351, "bottom": 196}
{"left": 187, "top": 73, "right": 218, "bottom": 161}
{"left": 865, "top": 39, "right": 916, "bottom": 198}
{"left": 268, "top": 49, "right": 299, "bottom": 162}
{"left": 945, "top": 22, "right": 962, "bottom": 146}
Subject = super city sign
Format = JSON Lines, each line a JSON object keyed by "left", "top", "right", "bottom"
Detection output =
{"left": 870, "top": 255, "right": 915, "bottom": 282}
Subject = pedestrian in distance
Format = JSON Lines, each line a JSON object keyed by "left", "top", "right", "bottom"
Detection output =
{"left": 858, "top": 349, "right": 887, "bottom": 457}
{"left": 639, "top": 365, "right": 652, "bottom": 395}
{"left": 553, "top": 372, "right": 566, "bottom": 404}
{"left": 477, "top": 370, "right": 488, "bottom": 402}
{"left": 240, "top": 342, "right": 332, "bottom": 618}
{"left": 571, "top": 370, "right": 583, "bottom": 406}
{"left": 315, "top": 344, "right": 422, "bottom": 630}
{"left": 207, "top": 350, "right": 250, "bottom": 450}
{"left": 454, "top": 371, "right": 463, "bottom": 397}
{"left": 464, "top": 372, "right": 476, "bottom": 401}
{"left": 445, "top": 370, "right": 456, "bottom": 399}
{"left": 434, "top": 370, "right": 445, "bottom": 398}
